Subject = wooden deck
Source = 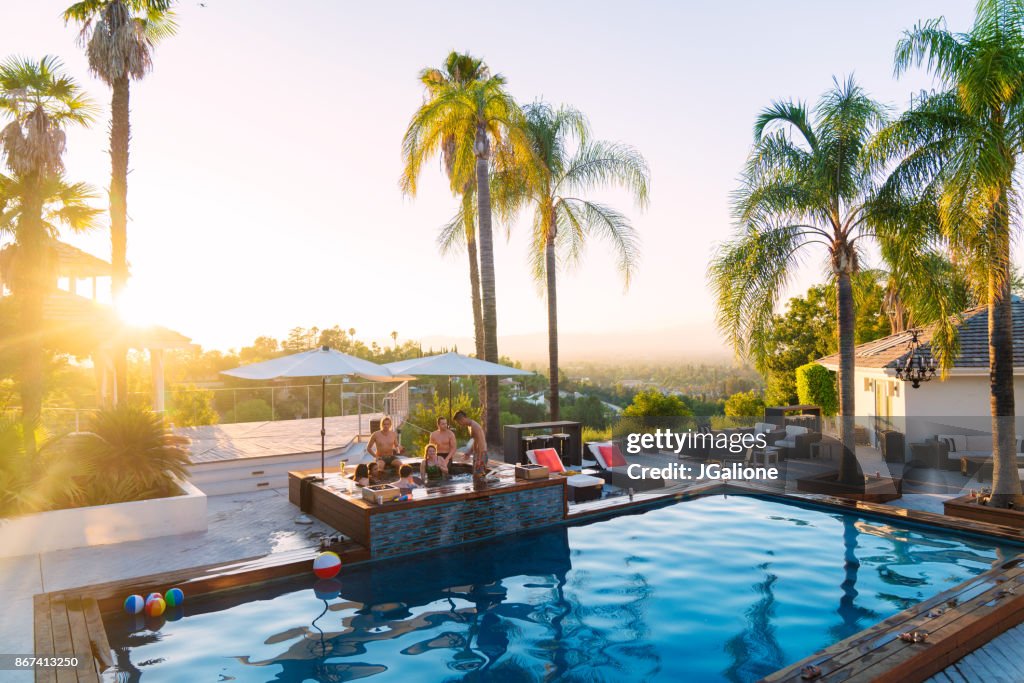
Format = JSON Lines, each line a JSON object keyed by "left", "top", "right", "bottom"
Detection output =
{"left": 33, "top": 539, "right": 369, "bottom": 682}
{"left": 762, "top": 558, "right": 1024, "bottom": 682}
{"left": 927, "top": 623, "right": 1024, "bottom": 682}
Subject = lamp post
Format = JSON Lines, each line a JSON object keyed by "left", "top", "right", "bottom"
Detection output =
{"left": 895, "top": 329, "right": 937, "bottom": 388}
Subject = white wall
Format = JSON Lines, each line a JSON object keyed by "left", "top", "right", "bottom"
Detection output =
{"left": 0, "top": 478, "right": 207, "bottom": 559}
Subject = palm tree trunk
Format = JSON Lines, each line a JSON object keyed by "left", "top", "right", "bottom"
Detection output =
{"left": 987, "top": 190, "right": 1022, "bottom": 508}
{"left": 474, "top": 124, "right": 500, "bottom": 443}
{"left": 463, "top": 194, "right": 486, "bottom": 411}
{"left": 836, "top": 267, "right": 860, "bottom": 485}
{"left": 545, "top": 226, "right": 559, "bottom": 421}
{"left": 17, "top": 182, "right": 46, "bottom": 457}
{"left": 110, "top": 75, "right": 130, "bottom": 405}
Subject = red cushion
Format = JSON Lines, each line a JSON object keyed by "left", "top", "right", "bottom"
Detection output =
{"left": 599, "top": 444, "right": 627, "bottom": 468}
{"left": 533, "top": 448, "right": 564, "bottom": 473}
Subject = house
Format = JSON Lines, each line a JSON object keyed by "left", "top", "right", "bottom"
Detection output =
{"left": 816, "top": 297, "right": 1024, "bottom": 443}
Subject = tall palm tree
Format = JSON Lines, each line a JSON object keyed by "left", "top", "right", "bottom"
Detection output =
{"left": 870, "top": 0, "right": 1024, "bottom": 507}
{"left": 63, "top": 0, "right": 177, "bottom": 405}
{"left": 510, "top": 102, "right": 648, "bottom": 420}
{"left": 404, "top": 52, "right": 488, "bottom": 370}
{"left": 0, "top": 55, "right": 95, "bottom": 456}
{"left": 709, "top": 77, "right": 895, "bottom": 486}
{"left": 402, "top": 51, "right": 534, "bottom": 438}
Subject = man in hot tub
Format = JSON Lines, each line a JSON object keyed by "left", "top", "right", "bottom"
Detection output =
{"left": 366, "top": 416, "right": 404, "bottom": 478}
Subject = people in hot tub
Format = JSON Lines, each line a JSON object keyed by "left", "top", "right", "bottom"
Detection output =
{"left": 420, "top": 442, "right": 450, "bottom": 481}
{"left": 352, "top": 463, "right": 371, "bottom": 487}
{"left": 396, "top": 465, "right": 421, "bottom": 494}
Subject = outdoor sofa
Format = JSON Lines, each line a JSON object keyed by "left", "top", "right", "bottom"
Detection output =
{"left": 912, "top": 434, "right": 1024, "bottom": 475}
{"left": 586, "top": 442, "right": 666, "bottom": 491}
{"left": 773, "top": 425, "right": 821, "bottom": 460}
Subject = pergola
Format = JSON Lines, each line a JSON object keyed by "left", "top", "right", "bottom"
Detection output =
{"left": 0, "top": 238, "right": 195, "bottom": 411}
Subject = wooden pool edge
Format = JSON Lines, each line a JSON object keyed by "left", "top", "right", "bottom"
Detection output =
{"left": 32, "top": 482, "right": 1024, "bottom": 683}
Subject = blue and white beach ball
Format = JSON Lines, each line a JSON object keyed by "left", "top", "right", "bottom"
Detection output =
{"left": 123, "top": 594, "right": 145, "bottom": 615}
{"left": 164, "top": 587, "right": 185, "bottom": 607}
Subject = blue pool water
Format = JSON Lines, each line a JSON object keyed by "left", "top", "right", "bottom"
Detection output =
{"left": 105, "top": 495, "right": 1020, "bottom": 682}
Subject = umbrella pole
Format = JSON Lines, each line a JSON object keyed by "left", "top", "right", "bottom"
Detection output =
{"left": 448, "top": 376, "right": 452, "bottom": 421}
{"left": 321, "top": 377, "right": 326, "bottom": 480}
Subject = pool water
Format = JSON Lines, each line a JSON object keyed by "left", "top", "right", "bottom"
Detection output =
{"left": 105, "top": 495, "right": 1020, "bottom": 682}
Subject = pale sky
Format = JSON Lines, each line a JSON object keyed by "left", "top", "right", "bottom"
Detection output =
{"left": 4, "top": 1, "right": 997, "bottom": 356}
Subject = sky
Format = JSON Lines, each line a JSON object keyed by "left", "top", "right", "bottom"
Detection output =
{"left": 3, "top": 0, "right": 1004, "bottom": 359}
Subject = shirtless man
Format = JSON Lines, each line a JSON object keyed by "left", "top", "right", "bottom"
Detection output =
{"left": 430, "top": 417, "right": 458, "bottom": 464}
{"left": 453, "top": 410, "right": 487, "bottom": 477}
{"left": 366, "top": 416, "right": 403, "bottom": 477}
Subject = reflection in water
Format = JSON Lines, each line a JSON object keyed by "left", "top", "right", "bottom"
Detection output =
{"left": 722, "top": 567, "right": 785, "bottom": 683}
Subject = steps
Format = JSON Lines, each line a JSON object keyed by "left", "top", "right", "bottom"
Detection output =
{"left": 188, "top": 439, "right": 367, "bottom": 495}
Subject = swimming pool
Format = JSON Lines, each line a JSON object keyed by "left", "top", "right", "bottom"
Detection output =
{"left": 104, "top": 494, "right": 1020, "bottom": 682}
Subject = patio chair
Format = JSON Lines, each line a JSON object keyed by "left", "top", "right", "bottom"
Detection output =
{"left": 525, "top": 448, "right": 604, "bottom": 502}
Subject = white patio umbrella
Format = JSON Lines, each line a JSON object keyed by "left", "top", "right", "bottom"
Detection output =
{"left": 222, "top": 345, "right": 406, "bottom": 479}
{"left": 383, "top": 351, "right": 532, "bottom": 419}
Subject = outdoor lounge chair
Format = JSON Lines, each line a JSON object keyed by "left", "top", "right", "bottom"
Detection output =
{"left": 525, "top": 448, "right": 604, "bottom": 502}
{"left": 586, "top": 442, "right": 664, "bottom": 491}
{"left": 774, "top": 425, "right": 821, "bottom": 460}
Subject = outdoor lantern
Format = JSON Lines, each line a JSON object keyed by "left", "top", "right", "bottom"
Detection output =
{"left": 894, "top": 329, "right": 937, "bottom": 388}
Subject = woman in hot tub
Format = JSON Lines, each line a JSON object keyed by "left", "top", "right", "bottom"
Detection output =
{"left": 420, "top": 442, "right": 450, "bottom": 483}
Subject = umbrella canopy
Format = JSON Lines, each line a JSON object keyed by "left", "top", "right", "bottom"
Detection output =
{"left": 222, "top": 346, "right": 399, "bottom": 382}
{"left": 221, "top": 346, "right": 405, "bottom": 480}
{"left": 383, "top": 352, "right": 532, "bottom": 423}
{"left": 384, "top": 352, "right": 532, "bottom": 378}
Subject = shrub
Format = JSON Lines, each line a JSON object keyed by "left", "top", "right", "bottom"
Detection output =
{"left": 723, "top": 390, "right": 765, "bottom": 418}
{"left": 60, "top": 405, "right": 190, "bottom": 506}
{"left": 0, "top": 417, "right": 85, "bottom": 516}
{"left": 582, "top": 426, "right": 612, "bottom": 443}
{"left": 401, "top": 392, "right": 481, "bottom": 455}
{"left": 621, "top": 390, "right": 693, "bottom": 417}
{"left": 225, "top": 398, "right": 272, "bottom": 423}
{"left": 168, "top": 385, "right": 218, "bottom": 426}
{"left": 796, "top": 363, "right": 838, "bottom": 416}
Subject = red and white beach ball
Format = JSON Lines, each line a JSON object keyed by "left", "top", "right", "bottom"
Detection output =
{"left": 312, "top": 551, "right": 342, "bottom": 579}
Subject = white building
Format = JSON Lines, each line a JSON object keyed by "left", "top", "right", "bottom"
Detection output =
{"left": 816, "top": 297, "right": 1024, "bottom": 443}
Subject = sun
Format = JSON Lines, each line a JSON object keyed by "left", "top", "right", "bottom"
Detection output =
{"left": 115, "top": 285, "right": 157, "bottom": 328}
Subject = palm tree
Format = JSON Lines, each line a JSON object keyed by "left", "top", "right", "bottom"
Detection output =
{"left": 63, "top": 0, "right": 177, "bottom": 406}
{"left": 402, "top": 51, "right": 534, "bottom": 438}
{"left": 510, "top": 102, "right": 648, "bottom": 420}
{"left": 870, "top": 0, "right": 1024, "bottom": 507}
{"left": 0, "top": 55, "right": 95, "bottom": 456}
{"left": 709, "top": 77, "right": 894, "bottom": 486}
{"left": 404, "top": 52, "right": 488, "bottom": 371}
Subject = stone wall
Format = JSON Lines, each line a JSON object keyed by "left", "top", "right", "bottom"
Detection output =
{"left": 369, "top": 485, "right": 564, "bottom": 557}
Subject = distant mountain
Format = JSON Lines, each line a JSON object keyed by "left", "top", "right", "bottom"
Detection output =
{"left": 419, "top": 326, "right": 732, "bottom": 364}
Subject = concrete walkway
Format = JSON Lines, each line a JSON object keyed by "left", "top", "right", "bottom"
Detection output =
{"left": 0, "top": 488, "right": 334, "bottom": 683}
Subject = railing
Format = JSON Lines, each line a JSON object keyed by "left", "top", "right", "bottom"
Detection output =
{"left": 3, "top": 380, "right": 412, "bottom": 435}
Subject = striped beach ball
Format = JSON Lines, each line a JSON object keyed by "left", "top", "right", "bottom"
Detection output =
{"left": 146, "top": 592, "right": 163, "bottom": 604}
{"left": 123, "top": 595, "right": 145, "bottom": 615}
{"left": 164, "top": 587, "right": 185, "bottom": 607}
{"left": 312, "top": 551, "right": 342, "bottom": 579}
{"left": 145, "top": 596, "right": 166, "bottom": 618}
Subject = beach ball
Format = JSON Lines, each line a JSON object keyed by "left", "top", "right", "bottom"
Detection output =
{"left": 164, "top": 587, "right": 185, "bottom": 607}
{"left": 123, "top": 595, "right": 145, "bottom": 615}
{"left": 145, "top": 596, "right": 166, "bottom": 618}
{"left": 313, "top": 579, "right": 342, "bottom": 600}
{"left": 146, "top": 592, "right": 163, "bottom": 604}
{"left": 312, "top": 551, "right": 342, "bottom": 579}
